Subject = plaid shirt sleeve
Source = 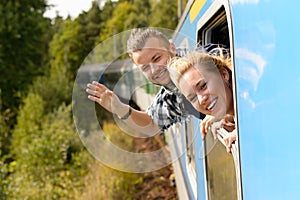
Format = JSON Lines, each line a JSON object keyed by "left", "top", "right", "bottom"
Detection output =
{"left": 147, "top": 87, "right": 185, "bottom": 130}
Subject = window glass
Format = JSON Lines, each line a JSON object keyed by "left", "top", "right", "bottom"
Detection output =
{"left": 205, "top": 131, "right": 238, "bottom": 200}
{"left": 185, "top": 117, "right": 196, "bottom": 171}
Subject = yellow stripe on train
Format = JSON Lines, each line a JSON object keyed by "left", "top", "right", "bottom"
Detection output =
{"left": 190, "top": 0, "right": 206, "bottom": 23}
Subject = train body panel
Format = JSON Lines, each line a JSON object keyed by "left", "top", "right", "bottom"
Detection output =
{"left": 171, "top": 0, "right": 300, "bottom": 199}
{"left": 231, "top": 1, "right": 300, "bottom": 199}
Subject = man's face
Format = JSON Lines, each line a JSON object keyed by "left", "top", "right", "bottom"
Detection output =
{"left": 131, "top": 37, "right": 175, "bottom": 86}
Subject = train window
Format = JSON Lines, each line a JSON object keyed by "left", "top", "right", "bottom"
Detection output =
{"left": 197, "top": 6, "right": 230, "bottom": 48}
{"left": 196, "top": 1, "right": 242, "bottom": 200}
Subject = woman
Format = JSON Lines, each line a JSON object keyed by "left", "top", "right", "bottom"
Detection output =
{"left": 168, "top": 49, "right": 236, "bottom": 153}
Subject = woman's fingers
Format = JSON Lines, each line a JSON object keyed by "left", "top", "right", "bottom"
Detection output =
{"left": 204, "top": 120, "right": 211, "bottom": 133}
{"left": 201, "top": 115, "right": 220, "bottom": 139}
{"left": 212, "top": 119, "right": 223, "bottom": 139}
{"left": 224, "top": 137, "right": 232, "bottom": 153}
{"left": 224, "top": 130, "right": 237, "bottom": 153}
{"left": 200, "top": 125, "right": 207, "bottom": 138}
{"left": 200, "top": 120, "right": 210, "bottom": 138}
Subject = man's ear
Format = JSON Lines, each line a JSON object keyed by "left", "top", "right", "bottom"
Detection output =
{"left": 169, "top": 42, "right": 177, "bottom": 56}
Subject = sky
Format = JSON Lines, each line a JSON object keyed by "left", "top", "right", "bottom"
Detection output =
{"left": 43, "top": 0, "right": 96, "bottom": 19}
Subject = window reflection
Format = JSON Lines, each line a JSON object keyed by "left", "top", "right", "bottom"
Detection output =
{"left": 185, "top": 117, "right": 196, "bottom": 171}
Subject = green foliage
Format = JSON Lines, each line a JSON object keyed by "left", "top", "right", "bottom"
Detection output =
{"left": 49, "top": 18, "right": 83, "bottom": 82}
{"left": 0, "top": 93, "right": 14, "bottom": 157}
{"left": 30, "top": 74, "right": 72, "bottom": 114}
{"left": 77, "top": 123, "right": 142, "bottom": 200}
{"left": 131, "top": 0, "right": 151, "bottom": 27}
{"left": 95, "top": 0, "right": 152, "bottom": 61}
{"left": 8, "top": 96, "right": 90, "bottom": 199}
{"left": 102, "top": 122, "right": 135, "bottom": 151}
{"left": 77, "top": 1, "right": 102, "bottom": 56}
{"left": 99, "top": 1, "right": 137, "bottom": 42}
{"left": 150, "top": 0, "right": 179, "bottom": 29}
{"left": 11, "top": 93, "right": 45, "bottom": 156}
{"left": 78, "top": 161, "right": 143, "bottom": 200}
{"left": 0, "top": 98, "right": 11, "bottom": 198}
{"left": 0, "top": 0, "right": 51, "bottom": 111}
{"left": 99, "top": 0, "right": 117, "bottom": 24}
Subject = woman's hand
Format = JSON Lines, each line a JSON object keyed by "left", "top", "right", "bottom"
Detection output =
{"left": 222, "top": 114, "right": 235, "bottom": 132}
{"left": 224, "top": 129, "right": 237, "bottom": 153}
{"left": 201, "top": 114, "right": 237, "bottom": 153}
{"left": 200, "top": 115, "right": 221, "bottom": 138}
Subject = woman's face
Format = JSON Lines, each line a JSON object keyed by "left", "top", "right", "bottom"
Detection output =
{"left": 178, "top": 65, "right": 233, "bottom": 117}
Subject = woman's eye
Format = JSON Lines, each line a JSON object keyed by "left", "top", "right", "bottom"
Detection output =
{"left": 189, "top": 95, "right": 197, "bottom": 103}
{"left": 200, "top": 82, "right": 207, "bottom": 90}
{"left": 195, "top": 81, "right": 207, "bottom": 91}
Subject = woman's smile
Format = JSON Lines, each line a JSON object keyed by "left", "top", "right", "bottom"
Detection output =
{"left": 206, "top": 97, "right": 218, "bottom": 112}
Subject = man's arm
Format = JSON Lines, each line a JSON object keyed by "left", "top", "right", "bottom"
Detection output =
{"left": 86, "top": 81, "right": 161, "bottom": 135}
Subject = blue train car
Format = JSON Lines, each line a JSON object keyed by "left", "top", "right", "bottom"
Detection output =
{"left": 170, "top": 0, "right": 300, "bottom": 199}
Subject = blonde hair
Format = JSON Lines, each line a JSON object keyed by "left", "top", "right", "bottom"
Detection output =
{"left": 168, "top": 50, "right": 232, "bottom": 90}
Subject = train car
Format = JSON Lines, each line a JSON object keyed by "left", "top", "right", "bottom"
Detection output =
{"left": 169, "top": 0, "right": 300, "bottom": 199}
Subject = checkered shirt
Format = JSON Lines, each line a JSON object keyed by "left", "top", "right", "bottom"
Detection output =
{"left": 147, "top": 85, "right": 187, "bottom": 130}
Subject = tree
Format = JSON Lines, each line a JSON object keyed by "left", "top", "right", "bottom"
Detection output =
{"left": 0, "top": 92, "right": 12, "bottom": 198}
{"left": 8, "top": 93, "right": 90, "bottom": 199}
{"left": 99, "top": 0, "right": 117, "bottom": 24}
{"left": 49, "top": 18, "right": 82, "bottom": 81}
{"left": 150, "top": 0, "right": 179, "bottom": 30}
{"left": 77, "top": 1, "right": 103, "bottom": 58}
{"left": 99, "top": 1, "right": 137, "bottom": 42}
{"left": 126, "top": 0, "right": 151, "bottom": 28}
{"left": 0, "top": 0, "right": 51, "bottom": 111}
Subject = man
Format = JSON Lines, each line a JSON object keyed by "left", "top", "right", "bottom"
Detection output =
{"left": 86, "top": 28, "right": 203, "bottom": 135}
